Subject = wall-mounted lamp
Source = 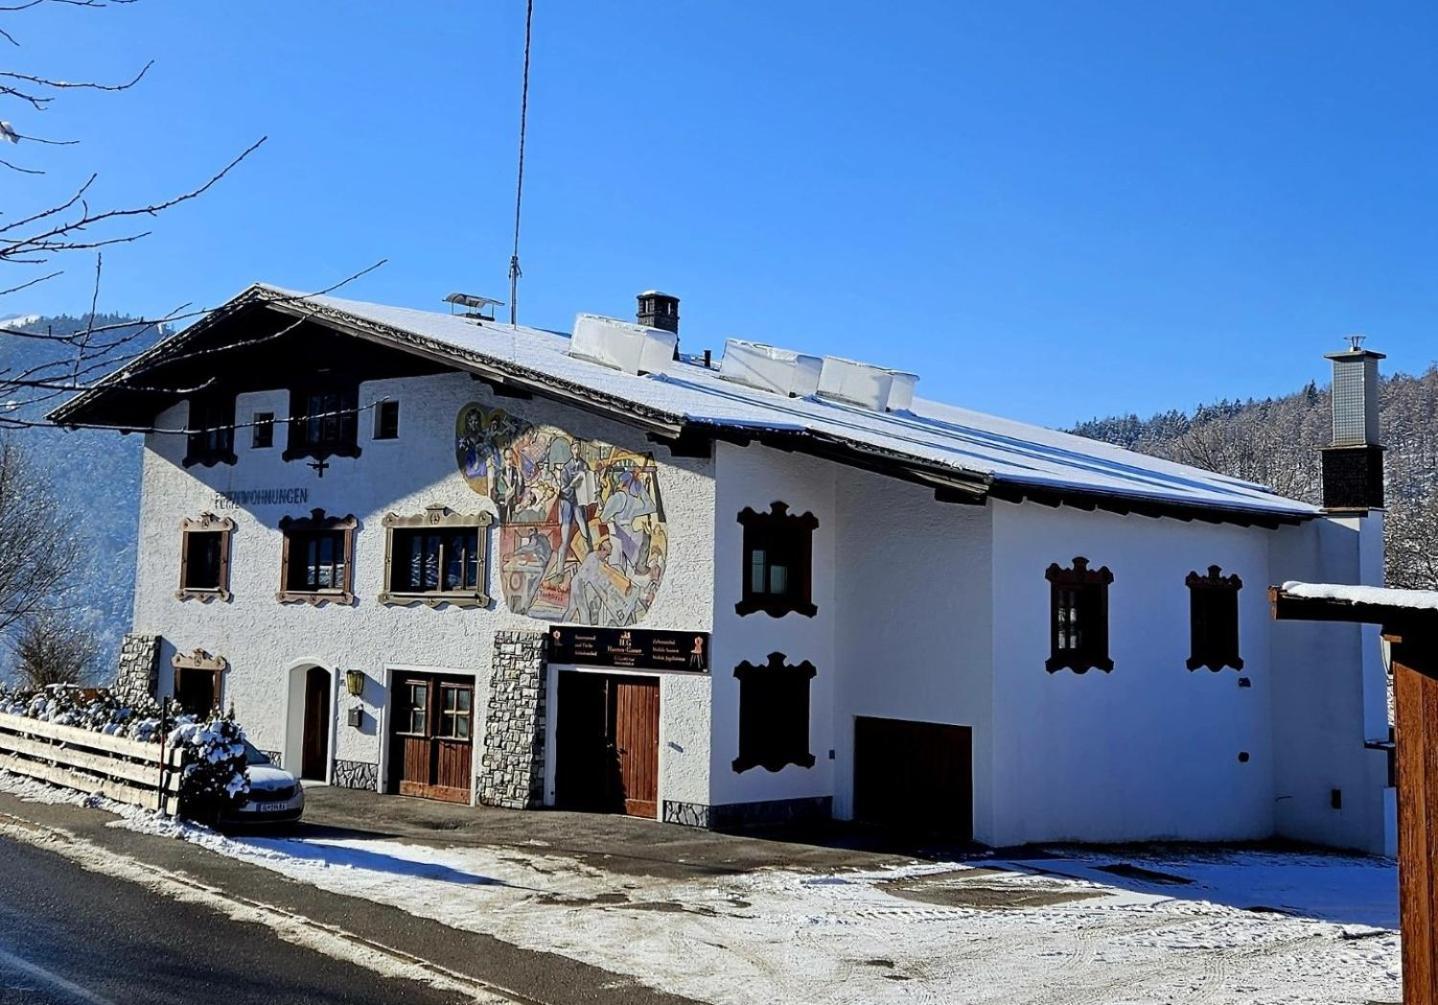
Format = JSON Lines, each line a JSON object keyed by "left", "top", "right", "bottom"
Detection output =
{"left": 344, "top": 669, "right": 365, "bottom": 698}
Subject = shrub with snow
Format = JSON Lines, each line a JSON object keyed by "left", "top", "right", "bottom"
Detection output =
{"left": 0, "top": 683, "right": 249, "bottom": 818}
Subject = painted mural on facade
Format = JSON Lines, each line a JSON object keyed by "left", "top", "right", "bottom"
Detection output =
{"left": 456, "top": 403, "right": 667, "bottom": 626}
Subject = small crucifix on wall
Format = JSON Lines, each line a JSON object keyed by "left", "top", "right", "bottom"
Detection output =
{"left": 308, "top": 457, "right": 329, "bottom": 478}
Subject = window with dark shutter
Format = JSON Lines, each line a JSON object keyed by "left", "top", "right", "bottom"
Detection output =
{"left": 277, "top": 509, "right": 357, "bottom": 605}
{"left": 184, "top": 394, "right": 237, "bottom": 468}
{"left": 1187, "top": 566, "right": 1243, "bottom": 671}
{"left": 177, "top": 514, "right": 234, "bottom": 601}
{"left": 736, "top": 502, "right": 818, "bottom": 618}
{"left": 732, "top": 653, "right": 816, "bottom": 773}
{"left": 1045, "top": 557, "right": 1114, "bottom": 674}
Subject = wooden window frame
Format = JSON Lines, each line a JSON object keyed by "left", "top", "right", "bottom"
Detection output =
{"left": 732, "top": 652, "right": 817, "bottom": 773}
{"left": 171, "top": 648, "right": 226, "bottom": 715}
{"left": 735, "top": 501, "right": 818, "bottom": 618}
{"left": 1045, "top": 557, "right": 1114, "bottom": 674}
{"left": 183, "top": 393, "right": 237, "bottom": 468}
{"left": 1186, "top": 565, "right": 1244, "bottom": 671}
{"left": 373, "top": 399, "right": 400, "bottom": 441}
{"left": 277, "top": 508, "right": 358, "bottom": 606}
{"left": 378, "top": 505, "right": 494, "bottom": 608}
{"left": 176, "top": 513, "right": 235, "bottom": 602}
{"left": 282, "top": 381, "right": 362, "bottom": 464}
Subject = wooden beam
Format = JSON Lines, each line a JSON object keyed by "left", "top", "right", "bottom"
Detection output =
{"left": 1270, "top": 586, "right": 1438, "bottom": 643}
{"left": 1395, "top": 640, "right": 1438, "bottom": 1005}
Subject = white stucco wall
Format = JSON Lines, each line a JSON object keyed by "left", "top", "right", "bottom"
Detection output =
{"left": 133, "top": 371, "right": 716, "bottom": 805}
{"left": 987, "top": 500, "right": 1281, "bottom": 847}
{"left": 1268, "top": 513, "right": 1392, "bottom": 854}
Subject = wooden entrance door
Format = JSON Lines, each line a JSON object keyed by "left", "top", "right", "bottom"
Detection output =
{"left": 300, "top": 666, "right": 331, "bottom": 781}
{"left": 555, "top": 672, "right": 659, "bottom": 817}
{"left": 174, "top": 667, "right": 217, "bottom": 718}
{"left": 853, "top": 716, "right": 973, "bottom": 841}
{"left": 387, "top": 673, "right": 474, "bottom": 803}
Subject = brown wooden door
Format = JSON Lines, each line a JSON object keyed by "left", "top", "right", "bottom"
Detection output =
{"left": 555, "top": 672, "right": 659, "bottom": 818}
{"left": 300, "top": 666, "right": 331, "bottom": 781}
{"left": 854, "top": 716, "right": 973, "bottom": 841}
{"left": 387, "top": 674, "right": 473, "bottom": 803}
{"left": 613, "top": 677, "right": 659, "bottom": 818}
{"left": 174, "top": 668, "right": 217, "bottom": 718}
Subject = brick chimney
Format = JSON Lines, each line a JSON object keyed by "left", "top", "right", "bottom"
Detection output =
{"left": 636, "top": 291, "right": 679, "bottom": 334}
{"left": 1320, "top": 338, "right": 1385, "bottom": 511}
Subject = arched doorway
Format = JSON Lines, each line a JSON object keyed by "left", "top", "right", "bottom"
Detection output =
{"left": 300, "top": 666, "right": 332, "bottom": 781}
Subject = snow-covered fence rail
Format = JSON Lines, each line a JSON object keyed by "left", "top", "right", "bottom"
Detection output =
{"left": 0, "top": 711, "right": 181, "bottom": 812}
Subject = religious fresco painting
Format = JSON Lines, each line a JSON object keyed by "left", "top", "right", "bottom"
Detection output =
{"left": 456, "top": 403, "right": 668, "bottom": 626}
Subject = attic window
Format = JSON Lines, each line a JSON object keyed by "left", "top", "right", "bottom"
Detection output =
{"left": 732, "top": 653, "right": 816, "bottom": 773}
{"left": 177, "top": 513, "right": 234, "bottom": 602}
{"left": 736, "top": 502, "right": 818, "bottom": 618}
{"left": 1187, "top": 566, "right": 1243, "bottom": 671}
{"left": 184, "top": 394, "right": 237, "bottom": 468}
{"left": 284, "top": 383, "right": 361, "bottom": 463}
{"left": 1045, "top": 557, "right": 1113, "bottom": 674}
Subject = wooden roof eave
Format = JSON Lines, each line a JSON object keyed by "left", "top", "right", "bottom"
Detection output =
{"left": 1269, "top": 585, "right": 1438, "bottom": 637}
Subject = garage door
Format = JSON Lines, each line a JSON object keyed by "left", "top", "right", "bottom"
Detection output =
{"left": 853, "top": 716, "right": 972, "bottom": 841}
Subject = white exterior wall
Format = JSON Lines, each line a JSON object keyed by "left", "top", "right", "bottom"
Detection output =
{"left": 988, "top": 500, "right": 1280, "bottom": 847}
{"left": 709, "top": 443, "right": 837, "bottom": 808}
{"left": 133, "top": 372, "right": 716, "bottom": 804}
{"left": 1269, "top": 513, "right": 1392, "bottom": 854}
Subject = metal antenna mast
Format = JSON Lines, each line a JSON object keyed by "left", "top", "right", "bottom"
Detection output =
{"left": 508, "top": 0, "right": 535, "bottom": 326}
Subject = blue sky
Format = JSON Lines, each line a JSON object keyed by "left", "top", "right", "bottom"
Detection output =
{"left": 7, "top": 1, "right": 1435, "bottom": 428}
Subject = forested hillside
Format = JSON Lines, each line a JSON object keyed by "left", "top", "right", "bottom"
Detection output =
{"left": 1, "top": 313, "right": 167, "bottom": 677}
{"left": 1073, "top": 366, "right": 1438, "bottom": 589}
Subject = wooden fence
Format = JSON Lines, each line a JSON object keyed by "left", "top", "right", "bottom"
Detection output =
{"left": 0, "top": 711, "right": 181, "bottom": 814}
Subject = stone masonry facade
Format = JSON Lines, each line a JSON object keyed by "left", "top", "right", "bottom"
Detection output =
{"left": 478, "top": 630, "right": 548, "bottom": 809}
{"left": 113, "top": 633, "right": 160, "bottom": 706}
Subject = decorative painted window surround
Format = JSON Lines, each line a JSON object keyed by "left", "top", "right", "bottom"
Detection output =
{"left": 277, "top": 508, "right": 358, "bottom": 606}
{"left": 732, "top": 652, "right": 817, "bottom": 773}
{"left": 1045, "top": 557, "right": 1114, "bottom": 674}
{"left": 736, "top": 501, "right": 818, "bottom": 618}
{"left": 177, "top": 513, "right": 235, "bottom": 602}
{"left": 171, "top": 648, "right": 226, "bottom": 715}
{"left": 1186, "top": 565, "right": 1244, "bottom": 672}
{"left": 378, "top": 505, "right": 494, "bottom": 608}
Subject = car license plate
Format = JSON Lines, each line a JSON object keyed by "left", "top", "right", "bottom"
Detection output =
{"left": 253, "top": 800, "right": 288, "bottom": 813}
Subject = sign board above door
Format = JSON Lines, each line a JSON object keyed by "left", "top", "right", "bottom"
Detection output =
{"left": 548, "top": 627, "right": 709, "bottom": 673}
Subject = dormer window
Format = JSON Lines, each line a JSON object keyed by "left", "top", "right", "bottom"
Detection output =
{"left": 184, "top": 394, "right": 237, "bottom": 468}
{"left": 284, "top": 382, "right": 361, "bottom": 463}
{"left": 736, "top": 502, "right": 818, "bottom": 618}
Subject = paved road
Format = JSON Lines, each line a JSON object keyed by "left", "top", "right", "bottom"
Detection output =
{"left": 0, "top": 834, "right": 469, "bottom": 1005}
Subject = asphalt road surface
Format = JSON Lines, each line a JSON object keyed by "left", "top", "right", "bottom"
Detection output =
{"left": 0, "top": 835, "right": 471, "bottom": 1005}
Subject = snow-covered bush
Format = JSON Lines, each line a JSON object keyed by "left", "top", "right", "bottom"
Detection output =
{"left": 0, "top": 682, "right": 249, "bottom": 818}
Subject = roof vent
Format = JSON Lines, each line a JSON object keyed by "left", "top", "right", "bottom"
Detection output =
{"left": 817, "top": 356, "right": 918, "bottom": 412}
{"left": 718, "top": 339, "right": 823, "bottom": 397}
{"left": 568, "top": 314, "right": 677, "bottom": 375}
{"left": 444, "top": 292, "right": 503, "bottom": 322}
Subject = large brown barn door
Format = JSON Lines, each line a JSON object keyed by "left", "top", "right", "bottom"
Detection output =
{"left": 556, "top": 672, "right": 659, "bottom": 818}
{"left": 854, "top": 716, "right": 973, "bottom": 841}
{"left": 388, "top": 674, "right": 473, "bottom": 803}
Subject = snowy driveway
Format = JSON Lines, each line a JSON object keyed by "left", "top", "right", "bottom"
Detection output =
{"left": 130, "top": 820, "right": 1400, "bottom": 1004}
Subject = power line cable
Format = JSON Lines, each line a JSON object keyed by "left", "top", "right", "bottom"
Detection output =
{"left": 508, "top": 0, "right": 534, "bottom": 327}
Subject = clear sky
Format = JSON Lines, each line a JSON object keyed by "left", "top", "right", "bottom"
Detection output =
{"left": 8, "top": 1, "right": 1435, "bottom": 428}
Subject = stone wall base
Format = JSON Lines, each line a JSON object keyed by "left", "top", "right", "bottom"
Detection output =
{"left": 113, "top": 633, "right": 160, "bottom": 706}
{"left": 332, "top": 759, "right": 378, "bottom": 791}
{"left": 663, "top": 796, "right": 833, "bottom": 832}
{"left": 478, "top": 630, "right": 548, "bottom": 810}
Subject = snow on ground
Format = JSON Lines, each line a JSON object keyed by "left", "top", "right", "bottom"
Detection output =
{"left": 0, "top": 771, "right": 1400, "bottom": 1004}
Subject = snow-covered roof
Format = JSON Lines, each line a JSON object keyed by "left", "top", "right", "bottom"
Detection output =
{"left": 54, "top": 283, "right": 1323, "bottom": 524}
{"left": 1280, "top": 582, "right": 1438, "bottom": 613}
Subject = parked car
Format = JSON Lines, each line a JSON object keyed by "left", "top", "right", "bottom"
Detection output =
{"left": 222, "top": 740, "right": 305, "bottom": 826}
